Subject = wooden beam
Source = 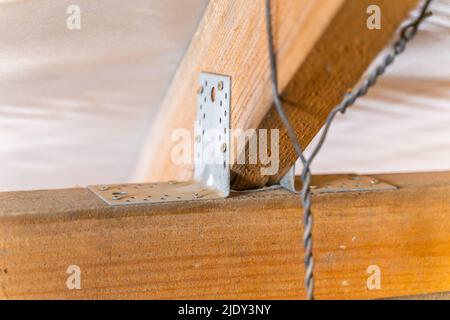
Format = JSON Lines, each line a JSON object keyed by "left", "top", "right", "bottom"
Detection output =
{"left": 1, "top": 171, "right": 450, "bottom": 299}
{"left": 135, "top": 0, "right": 419, "bottom": 189}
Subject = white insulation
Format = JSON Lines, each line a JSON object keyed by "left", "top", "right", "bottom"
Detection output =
{"left": 0, "top": 0, "right": 448, "bottom": 191}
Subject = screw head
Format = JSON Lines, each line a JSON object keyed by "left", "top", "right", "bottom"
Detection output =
{"left": 112, "top": 191, "right": 127, "bottom": 195}
{"left": 100, "top": 185, "right": 109, "bottom": 191}
{"left": 218, "top": 81, "right": 223, "bottom": 91}
{"left": 193, "top": 192, "right": 202, "bottom": 199}
{"left": 220, "top": 143, "right": 227, "bottom": 153}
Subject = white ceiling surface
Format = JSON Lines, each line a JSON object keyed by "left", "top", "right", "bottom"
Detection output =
{"left": 0, "top": 1, "right": 448, "bottom": 192}
{"left": 303, "top": 0, "right": 450, "bottom": 175}
{"left": 0, "top": 0, "right": 208, "bottom": 191}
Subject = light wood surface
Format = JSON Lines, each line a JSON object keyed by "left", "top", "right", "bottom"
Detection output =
{"left": 0, "top": 171, "right": 449, "bottom": 299}
{"left": 137, "top": 0, "right": 419, "bottom": 190}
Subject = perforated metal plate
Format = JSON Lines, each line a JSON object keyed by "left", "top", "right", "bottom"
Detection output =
{"left": 88, "top": 72, "right": 231, "bottom": 206}
{"left": 88, "top": 181, "right": 224, "bottom": 205}
{"left": 280, "top": 165, "right": 397, "bottom": 194}
{"left": 194, "top": 72, "right": 231, "bottom": 195}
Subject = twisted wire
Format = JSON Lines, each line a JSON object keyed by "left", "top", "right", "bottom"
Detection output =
{"left": 265, "top": 0, "right": 433, "bottom": 300}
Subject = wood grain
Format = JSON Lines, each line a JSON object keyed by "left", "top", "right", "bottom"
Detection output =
{"left": 0, "top": 171, "right": 449, "bottom": 299}
{"left": 136, "top": 0, "right": 419, "bottom": 190}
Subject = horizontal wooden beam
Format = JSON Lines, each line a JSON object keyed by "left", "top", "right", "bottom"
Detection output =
{"left": 1, "top": 171, "right": 450, "bottom": 299}
{"left": 135, "top": 0, "right": 419, "bottom": 190}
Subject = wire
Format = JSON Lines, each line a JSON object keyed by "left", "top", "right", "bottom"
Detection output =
{"left": 265, "top": 0, "right": 433, "bottom": 300}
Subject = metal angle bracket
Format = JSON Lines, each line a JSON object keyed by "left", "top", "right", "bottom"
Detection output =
{"left": 280, "top": 160, "right": 398, "bottom": 194}
{"left": 88, "top": 72, "right": 231, "bottom": 206}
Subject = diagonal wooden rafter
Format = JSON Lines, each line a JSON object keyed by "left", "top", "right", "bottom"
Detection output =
{"left": 135, "top": 0, "right": 419, "bottom": 189}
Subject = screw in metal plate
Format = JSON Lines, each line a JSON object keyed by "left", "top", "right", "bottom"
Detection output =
{"left": 193, "top": 192, "right": 202, "bottom": 199}
{"left": 218, "top": 81, "right": 223, "bottom": 91}
{"left": 100, "top": 186, "right": 109, "bottom": 191}
{"left": 220, "top": 143, "right": 227, "bottom": 153}
{"left": 112, "top": 191, "right": 128, "bottom": 195}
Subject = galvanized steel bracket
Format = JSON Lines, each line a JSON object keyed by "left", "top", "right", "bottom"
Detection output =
{"left": 88, "top": 72, "right": 231, "bottom": 206}
{"left": 280, "top": 161, "right": 397, "bottom": 194}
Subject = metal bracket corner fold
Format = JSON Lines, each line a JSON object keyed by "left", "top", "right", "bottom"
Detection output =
{"left": 88, "top": 72, "right": 231, "bottom": 206}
